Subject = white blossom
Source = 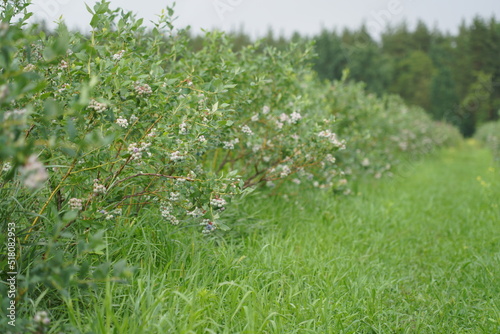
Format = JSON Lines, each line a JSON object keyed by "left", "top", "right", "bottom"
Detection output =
{"left": 69, "top": 198, "right": 83, "bottom": 211}
{"left": 187, "top": 207, "right": 204, "bottom": 217}
{"left": 325, "top": 154, "right": 336, "bottom": 163}
{"left": 33, "top": 311, "right": 50, "bottom": 326}
{"left": 58, "top": 60, "right": 68, "bottom": 69}
{"left": 134, "top": 82, "right": 152, "bottom": 95}
{"left": 93, "top": 179, "right": 106, "bottom": 194}
{"left": 279, "top": 113, "right": 290, "bottom": 123}
{"left": 179, "top": 122, "right": 188, "bottom": 134}
{"left": 116, "top": 116, "right": 129, "bottom": 128}
{"left": 160, "top": 203, "right": 180, "bottom": 225}
{"left": 112, "top": 50, "right": 125, "bottom": 61}
{"left": 240, "top": 125, "right": 253, "bottom": 135}
{"left": 317, "top": 130, "right": 346, "bottom": 149}
{"left": 4, "top": 108, "right": 27, "bottom": 120}
{"left": 223, "top": 138, "right": 239, "bottom": 150}
{"left": 147, "top": 129, "right": 157, "bottom": 137}
{"left": 19, "top": 155, "right": 48, "bottom": 189}
{"left": 88, "top": 99, "right": 107, "bottom": 113}
{"left": 279, "top": 165, "right": 291, "bottom": 178}
{"left": 169, "top": 192, "right": 180, "bottom": 201}
{"left": 201, "top": 219, "right": 217, "bottom": 234}
{"left": 170, "top": 151, "right": 184, "bottom": 162}
{"left": 290, "top": 111, "right": 302, "bottom": 123}
{"left": 128, "top": 143, "right": 142, "bottom": 160}
{"left": 2, "top": 162, "right": 12, "bottom": 172}
{"left": 210, "top": 197, "right": 226, "bottom": 208}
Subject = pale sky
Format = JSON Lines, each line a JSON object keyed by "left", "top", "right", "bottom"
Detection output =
{"left": 29, "top": 0, "right": 500, "bottom": 38}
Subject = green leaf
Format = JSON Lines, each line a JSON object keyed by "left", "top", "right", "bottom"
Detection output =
{"left": 85, "top": 3, "right": 95, "bottom": 15}
{"left": 62, "top": 210, "right": 78, "bottom": 222}
{"left": 217, "top": 222, "right": 230, "bottom": 231}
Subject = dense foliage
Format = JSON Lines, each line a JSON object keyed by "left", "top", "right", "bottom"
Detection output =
{"left": 217, "top": 18, "right": 500, "bottom": 137}
{"left": 0, "top": 1, "right": 462, "bottom": 331}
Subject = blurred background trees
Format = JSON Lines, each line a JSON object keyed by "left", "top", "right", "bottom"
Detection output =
{"left": 205, "top": 16, "right": 500, "bottom": 136}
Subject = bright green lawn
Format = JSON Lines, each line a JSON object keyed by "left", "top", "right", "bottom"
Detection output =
{"left": 61, "top": 142, "right": 500, "bottom": 333}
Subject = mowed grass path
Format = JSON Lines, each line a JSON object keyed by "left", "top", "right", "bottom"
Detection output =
{"left": 75, "top": 143, "right": 500, "bottom": 333}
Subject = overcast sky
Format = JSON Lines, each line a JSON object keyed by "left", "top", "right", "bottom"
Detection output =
{"left": 29, "top": 0, "right": 500, "bottom": 38}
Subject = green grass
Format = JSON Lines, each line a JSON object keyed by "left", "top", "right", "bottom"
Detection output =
{"left": 57, "top": 143, "right": 500, "bottom": 333}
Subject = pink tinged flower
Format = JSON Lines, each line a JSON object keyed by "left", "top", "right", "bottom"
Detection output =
{"left": 134, "top": 82, "right": 152, "bottom": 95}
{"left": 147, "top": 129, "right": 156, "bottom": 137}
{"left": 89, "top": 99, "right": 107, "bottom": 113}
{"left": 58, "top": 60, "right": 68, "bottom": 69}
{"left": 279, "top": 113, "right": 289, "bottom": 123}
{"left": 69, "top": 198, "right": 83, "bottom": 211}
{"left": 127, "top": 143, "right": 144, "bottom": 160}
{"left": 19, "top": 155, "right": 48, "bottom": 189}
{"left": 116, "top": 116, "right": 129, "bottom": 128}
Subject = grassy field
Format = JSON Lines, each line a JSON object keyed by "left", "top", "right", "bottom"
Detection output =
{"left": 60, "top": 142, "right": 500, "bottom": 333}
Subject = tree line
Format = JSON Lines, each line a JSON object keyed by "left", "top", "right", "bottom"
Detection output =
{"left": 190, "top": 17, "right": 500, "bottom": 136}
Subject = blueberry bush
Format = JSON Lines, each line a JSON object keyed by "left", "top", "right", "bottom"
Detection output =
{"left": 0, "top": 1, "right": 462, "bottom": 331}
